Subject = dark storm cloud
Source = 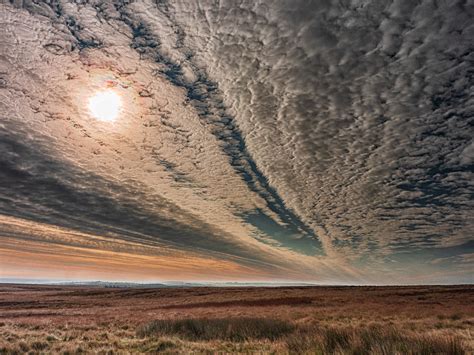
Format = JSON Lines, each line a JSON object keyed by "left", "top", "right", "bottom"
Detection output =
{"left": 0, "top": 0, "right": 473, "bottom": 283}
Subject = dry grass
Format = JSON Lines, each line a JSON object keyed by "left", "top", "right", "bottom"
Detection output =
{"left": 135, "top": 318, "right": 467, "bottom": 354}
{"left": 137, "top": 317, "right": 294, "bottom": 341}
{"left": 0, "top": 284, "right": 472, "bottom": 354}
{"left": 285, "top": 324, "right": 466, "bottom": 354}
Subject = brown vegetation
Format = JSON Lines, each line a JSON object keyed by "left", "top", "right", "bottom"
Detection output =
{"left": 136, "top": 317, "right": 295, "bottom": 341}
{"left": 0, "top": 284, "right": 472, "bottom": 353}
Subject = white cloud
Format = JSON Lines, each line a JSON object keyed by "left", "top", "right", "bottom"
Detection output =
{"left": 0, "top": 0, "right": 472, "bottom": 283}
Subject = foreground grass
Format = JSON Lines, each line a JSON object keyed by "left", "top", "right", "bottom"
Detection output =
{"left": 136, "top": 317, "right": 294, "bottom": 341}
{"left": 0, "top": 317, "right": 471, "bottom": 354}
{"left": 0, "top": 285, "right": 474, "bottom": 355}
{"left": 135, "top": 317, "right": 468, "bottom": 354}
{"left": 1, "top": 286, "right": 473, "bottom": 354}
{"left": 286, "top": 324, "right": 466, "bottom": 354}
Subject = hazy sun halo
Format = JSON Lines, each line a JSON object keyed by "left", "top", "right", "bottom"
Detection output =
{"left": 88, "top": 90, "right": 122, "bottom": 122}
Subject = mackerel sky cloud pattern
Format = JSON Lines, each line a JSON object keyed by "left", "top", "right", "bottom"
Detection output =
{"left": 0, "top": 0, "right": 473, "bottom": 284}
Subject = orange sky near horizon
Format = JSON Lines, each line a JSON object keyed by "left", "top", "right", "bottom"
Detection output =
{"left": 0, "top": 215, "right": 278, "bottom": 282}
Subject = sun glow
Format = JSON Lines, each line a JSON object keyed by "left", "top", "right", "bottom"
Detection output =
{"left": 88, "top": 90, "right": 122, "bottom": 122}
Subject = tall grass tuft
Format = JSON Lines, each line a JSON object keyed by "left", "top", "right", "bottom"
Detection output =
{"left": 137, "top": 318, "right": 467, "bottom": 354}
{"left": 137, "top": 317, "right": 294, "bottom": 341}
{"left": 285, "top": 324, "right": 466, "bottom": 355}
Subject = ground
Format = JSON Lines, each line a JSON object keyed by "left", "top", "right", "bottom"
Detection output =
{"left": 0, "top": 285, "right": 473, "bottom": 354}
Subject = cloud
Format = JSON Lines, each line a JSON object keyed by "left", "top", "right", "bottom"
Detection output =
{"left": 0, "top": 0, "right": 472, "bottom": 283}
{"left": 154, "top": 0, "right": 473, "bottom": 256}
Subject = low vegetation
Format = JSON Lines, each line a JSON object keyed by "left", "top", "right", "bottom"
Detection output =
{"left": 135, "top": 318, "right": 466, "bottom": 354}
{"left": 286, "top": 324, "right": 466, "bottom": 354}
{"left": 136, "top": 317, "right": 294, "bottom": 341}
{"left": 1, "top": 319, "right": 467, "bottom": 354}
{"left": 0, "top": 285, "right": 472, "bottom": 354}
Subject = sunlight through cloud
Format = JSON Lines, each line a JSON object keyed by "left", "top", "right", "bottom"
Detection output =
{"left": 88, "top": 90, "right": 122, "bottom": 122}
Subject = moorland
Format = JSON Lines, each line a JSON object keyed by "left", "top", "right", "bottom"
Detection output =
{"left": 0, "top": 284, "right": 473, "bottom": 354}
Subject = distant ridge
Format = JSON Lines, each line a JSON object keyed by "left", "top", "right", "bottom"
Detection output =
{"left": 0, "top": 278, "right": 317, "bottom": 288}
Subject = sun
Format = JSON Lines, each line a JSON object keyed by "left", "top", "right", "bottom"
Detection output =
{"left": 88, "top": 90, "right": 122, "bottom": 122}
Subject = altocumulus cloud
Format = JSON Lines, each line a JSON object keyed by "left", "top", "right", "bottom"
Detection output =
{"left": 0, "top": 0, "right": 472, "bottom": 284}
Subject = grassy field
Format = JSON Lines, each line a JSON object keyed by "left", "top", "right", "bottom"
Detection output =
{"left": 0, "top": 285, "right": 472, "bottom": 354}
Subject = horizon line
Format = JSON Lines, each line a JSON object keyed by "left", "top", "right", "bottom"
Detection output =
{"left": 0, "top": 278, "right": 472, "bottom": 287}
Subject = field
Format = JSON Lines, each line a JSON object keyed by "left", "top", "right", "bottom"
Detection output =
{"left": 0, "top": 284, "right": 473, "bottom": 354}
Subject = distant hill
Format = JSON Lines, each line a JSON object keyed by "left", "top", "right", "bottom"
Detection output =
{"left": 0, "top": 278, "right": 318, "bottom": 288}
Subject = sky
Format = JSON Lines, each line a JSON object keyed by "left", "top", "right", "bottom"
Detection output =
{"left": 0, "top": 0, "right": 473, "bottom": 284}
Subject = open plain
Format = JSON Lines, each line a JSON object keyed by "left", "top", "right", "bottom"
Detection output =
{"left": 0, "top": 284, "right": 473, "bottom": 354}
